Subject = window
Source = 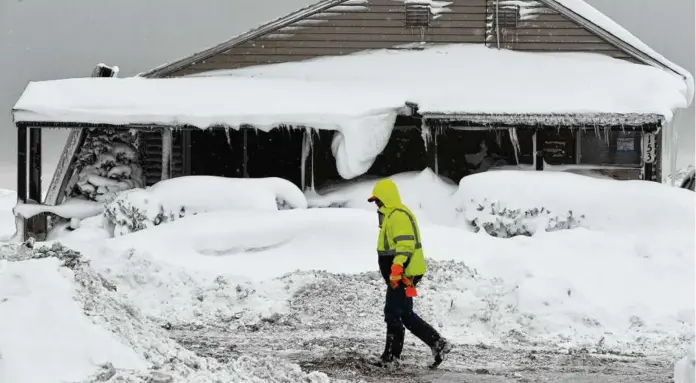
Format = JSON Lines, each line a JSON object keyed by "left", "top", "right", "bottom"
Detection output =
{"left": 497, "top": 5, "right": 519, "bottom": 30}
{"left": 579, "top": 130, "right": 641, "bottom": 166}
{"left": 405, "top": 2, "right": 430, "bottom": 27}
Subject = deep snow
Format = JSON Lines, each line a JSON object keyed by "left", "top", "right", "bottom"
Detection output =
{"left": 1, "top": 170, "right": 693, "bottom": 382}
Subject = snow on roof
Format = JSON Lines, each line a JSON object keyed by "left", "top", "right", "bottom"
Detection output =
{"left": 549, "top": 0, "right": 694, "bottom": 104}
{"left": 12, "top": 76, "right": 405, "bottom": 179}
{"left": 189, "top": 44, "right": 690, "bottom": 119}
{"left": 12, "top": 44, "right": 691, "bottom": 178}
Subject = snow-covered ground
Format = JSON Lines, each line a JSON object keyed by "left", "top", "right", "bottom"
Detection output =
{"left": 0, "top": 170, "right": 694, "bottom": 382}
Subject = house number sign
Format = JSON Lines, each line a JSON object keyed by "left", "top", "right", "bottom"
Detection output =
{"left": 643, "top": 133, "right": 656, "bottom": 164}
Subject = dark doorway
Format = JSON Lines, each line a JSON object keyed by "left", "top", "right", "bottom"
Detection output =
{"left": 189, "top": 127, "right": 305, "bottom": 187}
{"left": 246, "top": 128, "right": 304, "bottom": 186}
{"left": 190, "top": 128, "right": 244, "bottom": 178}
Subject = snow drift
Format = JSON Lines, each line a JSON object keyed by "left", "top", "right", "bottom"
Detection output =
{"left": 0, "top": 257, "right": 144, "bottom": 383}
{"left": 0, "top": 242, "right": 334, "bottom": 383}
{"left": 53, "top": 171, "right": 694, "bottom": 359}
{"left": 104, "top": 176, "right": 308, "bottom": 236}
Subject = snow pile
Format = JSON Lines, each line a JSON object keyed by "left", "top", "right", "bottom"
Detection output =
{"left": 674, "top": 345, "right": 695, "bottom": 383}
{"left": 310, "top": 169, "right": 682, "bottom": 236}
{"left": 28, "top": 170, "right": 690, "bottom": 367}
{"left": 307, "top": 168, "right": 458, "bottom": 224}
{"left": 14, "top": 197, "right": 104, "bottom": 220}
{"left": 0, "top": 241, "right": 334, "bottom": 383}
{"left": 0, "top": 189, "right": 17, "bottom": 240}
{"left": 457, "top": 171, "right": 695, "bottom": 233}
{"left": 104, "top": 176, "right": 308, "bottom": 236}
{"left": 464, "top": 199, "right": 584, "bottom": 238}
{"left": 0, "top": 247, "right": 144, "bottom": 383}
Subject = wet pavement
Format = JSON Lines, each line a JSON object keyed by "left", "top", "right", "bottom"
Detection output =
{"left": 172, "top": 328, "right": 675, "bottom": 382}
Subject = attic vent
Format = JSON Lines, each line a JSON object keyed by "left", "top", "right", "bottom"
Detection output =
{"left": 405, "top": 2, "right": 431, "bottom": 27}
{"left": 497, "top": 5, "right": 519, "bottom": 30}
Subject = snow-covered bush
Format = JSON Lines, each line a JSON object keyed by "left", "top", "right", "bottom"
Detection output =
{"left": 103, "top": 189, "right": 183, "bottom": 237}
{"left": 103, "top": 176, "right": 308, "bottom": 236}
{"left": 72, "top": 128, "right": 143, "bottom": 204}
{"left": 463, "top": 199, "right": 584, "bottom": 238}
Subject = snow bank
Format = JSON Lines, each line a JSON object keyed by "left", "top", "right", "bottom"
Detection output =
{"left": 0, "top": 258, "right": 145, "bottom": 383}
{"left": 307, "top": 168, "right": 458, "bottom": 224}
{"left": 104, "top": 176, "right": 308, "bottom": 236}
{"left": 457, "top": 171, "right": 695, "bottom": 233}
{"left": 0, "top": 189, "right": 16, "bottom": 240}
{"left": 195, "top": 44, "right": 691, "bottom": 118}
{"left": 147, "top": 176, "right": 308, "bottom": 211}
{"left": 40, "top": 170, "right": 693, "bottom": 360}
{"left": 0, "top": 242, "right": 335, "bottom": 383}
{"left": 60, "top": 203, "right": 694, "bottom": 355}
{"left": 13, "top": 197, "right": 104, "bottom": 220}
{"left": 308, "top": 169, "right": 695, "bottom": 234}
{"left": 674, "top": 346, "right": 695, "bottom": 383}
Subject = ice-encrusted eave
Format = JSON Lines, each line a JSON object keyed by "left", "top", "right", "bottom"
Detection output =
{"left": 422, "top": 112, "right": 666, "bottom": 127}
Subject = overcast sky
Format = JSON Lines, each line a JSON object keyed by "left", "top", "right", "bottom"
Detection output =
{"left": 0, "top": 0, "right": 693, "bottom": 189}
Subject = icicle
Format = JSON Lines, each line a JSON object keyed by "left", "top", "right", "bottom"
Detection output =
{"left": 603, "top": 126, "right": 610, "bottom": 144}
{"left": 300, "top": 128, "right": 317, "bottom": 192}
{"left": 310, "top": 129, "right": 316, "bottom": 191}
{"left": 508, "top": 128, "right": 520, "bottom": 165}
{"left": 225, "top": 127, "right": 232, "bottom": 146}
{"left": 420, "top": 121, "right": 432, "bottom": 152}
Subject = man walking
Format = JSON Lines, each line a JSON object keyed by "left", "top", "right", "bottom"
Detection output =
{"left": 368, "top": 178, "right": 452, "bottom": 369}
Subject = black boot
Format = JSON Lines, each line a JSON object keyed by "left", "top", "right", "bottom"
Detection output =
{"left": 375, "top": 327, "right": 400, "bottom": 367}
{"left": 430, "top": 338, "right": 453, "bottom": 369}
{"left": 391, "top": 326, "right": 405, "bottom": 360}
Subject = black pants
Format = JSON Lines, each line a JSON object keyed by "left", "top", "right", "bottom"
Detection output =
{"left": 382, "top": 279, "right": 441, "bottom": 359}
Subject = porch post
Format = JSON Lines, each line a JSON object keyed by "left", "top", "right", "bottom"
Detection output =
{"left": 301, "top": 129, "right": 314, "bottom": 191}
{"left": 14, "top": 125, "right": 28, "bottom": 241}
{"left": 534, "top": 130, "right": 544, "bottom": 171}
{"left": 181, "top": 130, "right": 192, "bottom": 176}
{"left": 161, "top": 128, "right": 172, "bottom": 180}
{"left": 28, "top": 128, "right": 42, "bottom": 203}
{"left": 242, "top": 129, "right": 249, "bottom": 178}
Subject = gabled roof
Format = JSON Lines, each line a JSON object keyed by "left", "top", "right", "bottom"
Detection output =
{"left": 138, "top": 0, "right": 693, "bottom": 103}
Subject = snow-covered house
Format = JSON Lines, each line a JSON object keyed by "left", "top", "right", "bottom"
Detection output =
{"left": 10, "top": 0, "right": 693, "bottom": 240}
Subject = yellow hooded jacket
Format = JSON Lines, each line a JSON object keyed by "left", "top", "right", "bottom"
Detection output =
{"left": 371, "top": 179, "right": 427, "bottom": 282}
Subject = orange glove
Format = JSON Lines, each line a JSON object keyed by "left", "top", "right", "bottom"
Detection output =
{"left": 402, "top": 277, "right": 418, "bottom": 297}
{"left": 389, "top": 264, "right": 403, "bottom": 289}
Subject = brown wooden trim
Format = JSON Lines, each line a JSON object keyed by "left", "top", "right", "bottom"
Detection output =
{"left": 252, "top": 33, "right": 486, "bottom": 42}
{"left": 273, "top": 25, "right": 487, "bottom": 34}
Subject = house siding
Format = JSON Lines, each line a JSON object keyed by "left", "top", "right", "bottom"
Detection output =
{"left": 168, "top": 0, "right": 639, "bottom": 78}
{"left": 168, "top": 0, "right": 488, "bottom": 77}
{"left": 485, "top": 0, "right": 636, "bottom": 61}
